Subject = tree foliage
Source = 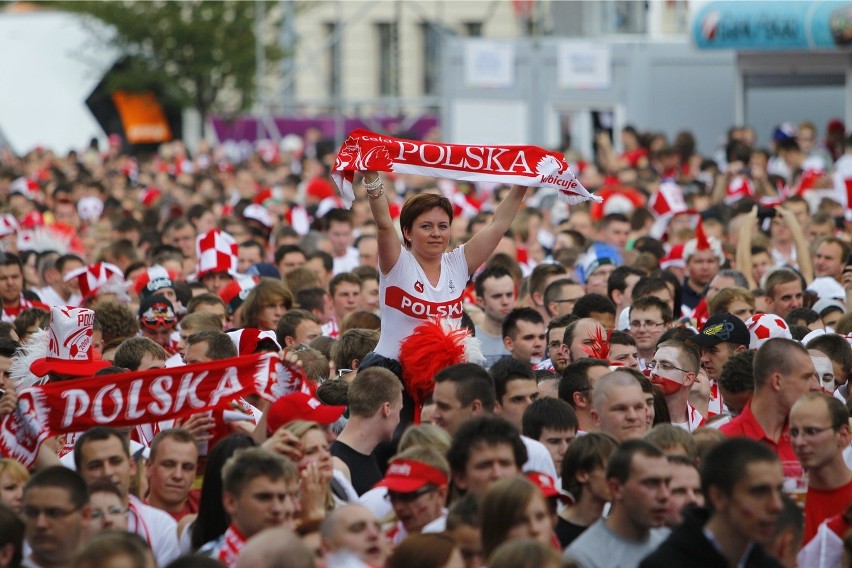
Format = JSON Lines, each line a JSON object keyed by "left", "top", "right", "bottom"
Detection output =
{"left": 50, "top": 1, "right": 282, "bottom": 125}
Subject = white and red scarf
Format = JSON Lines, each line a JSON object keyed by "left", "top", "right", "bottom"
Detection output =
{"left": 217, "top": 524, "right": 247, "bottom": 567}
{"left": 0, "top": 353, "right": 311, "bottom": 467}
{"left": 331, "top": 129, "right": 600, "bottom": 208}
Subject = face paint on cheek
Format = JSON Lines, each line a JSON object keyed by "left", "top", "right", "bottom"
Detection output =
{"left": 651, "top": 376, "right": 683, "bottom": 397}
{"left": 737, "top": 503, "right": 756, "bottom": 519}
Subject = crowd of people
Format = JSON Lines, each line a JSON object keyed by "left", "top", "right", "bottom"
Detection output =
{"left": 0, "top": 118, "right": 850, "bottom": 568}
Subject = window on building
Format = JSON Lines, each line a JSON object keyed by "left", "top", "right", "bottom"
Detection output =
{"left": 420, "top": 22, "right": 441, "bottom": 95}
{"left": 463, "top": 21, "right": 483, "bottom": 37}
{"left": 325, "top": 22, "right": 341, "bottom": 99}
{"left": 376, "top": 22, "right": 399, "bottom": 96}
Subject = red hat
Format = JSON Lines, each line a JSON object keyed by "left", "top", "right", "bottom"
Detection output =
{"left": 683, "top": 219, "right": 723, "bottom": 262}
{"left": 266, "top": 392, "right": 346, "bottom": 435}
{"left": 590, "top": 186, "right": 645, "bottom": 221}
{"left": 10, "top": 177, "right": 40, "bottom": 200}
{"left": 140, "top": 187, "right": 162, "bottom": 207}
{"left": 192, "top": 229, "right": 239, "bottom": 280}
{"left": 218, "top": 275, "right": 260, "bottom": 315}
{"left": 373, "top": 459, "right": 449, "bottom": 493}
{"left": 660, "top": 243, "right": 685, "bottom": 270}
{"left": 725, "top": 175, "right": 754, "bottom": 205}
{"left": 30, "top": 306, "right": 111, "bottom": 377}
{"left": 227, "top": 328, "right": 280, "bottom": 356}
{"left": 63, "top": 262, "right": 124, "bottom": 299}
{"left": 526, "top": 472, "right": 572, "bottom": 503}
{"left": 305, "top": 178, "right": 335, "bottom": 201}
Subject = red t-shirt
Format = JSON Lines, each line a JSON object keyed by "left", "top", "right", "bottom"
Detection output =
{"left": 804, "top": 477, "right": 852, "bottom": 544}
{"left": 719, "top": 401, "right": 799, "bottom": 465}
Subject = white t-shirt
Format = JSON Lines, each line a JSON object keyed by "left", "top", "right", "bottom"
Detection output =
{"left": 35, "top": 286, "right": 81, "bottom": 308}
{"left": 522, "top": 435, "right": 558, "bottom": 480}
{"left": 128, "top": 495, "right": 181, "bottom": 566}
{"left": 374, "top": 245, "right": 469, "bottom": 360}
{"left": 333, "top": 247, "right": 360, "bottom": 275}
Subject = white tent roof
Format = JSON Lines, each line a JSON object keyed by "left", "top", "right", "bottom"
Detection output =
{"left": 0, "top": 10, "right": 116, "bottom": 155}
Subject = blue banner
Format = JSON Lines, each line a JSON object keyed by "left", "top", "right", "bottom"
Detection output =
{"left": 691, "top": 1, "right": 852, "bottom": 50}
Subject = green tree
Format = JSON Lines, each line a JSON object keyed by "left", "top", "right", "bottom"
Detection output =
{"left": 51, "top": 0, "right": 282, "bottom": 135}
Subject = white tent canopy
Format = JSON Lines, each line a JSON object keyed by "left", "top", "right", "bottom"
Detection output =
{"left": 0, "top": 10, "right": 116, "bottom": 155}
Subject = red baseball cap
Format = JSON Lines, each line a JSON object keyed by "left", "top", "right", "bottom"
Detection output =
{"left": 373, "top": 459, "right": 448, "bottom": 493}
{"left": 526, "top": 472, "right": 572, "bottom": 504}
{"left": 266, "top": 392, "right": 346, "bottom": 435}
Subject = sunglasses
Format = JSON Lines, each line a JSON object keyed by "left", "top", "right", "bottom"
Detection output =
{"left": 140, "top": 305, "right": 176, "bottom": 329}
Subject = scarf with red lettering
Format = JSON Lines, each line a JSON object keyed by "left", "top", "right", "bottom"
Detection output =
{"left": 0, "top": 352, "right": 310, "bottom": 467}
{"left": 217, "top": 524, "right": 246, "bottom": 567}
{"left": 331, "top": 129, "right": 601, "bottom": 208}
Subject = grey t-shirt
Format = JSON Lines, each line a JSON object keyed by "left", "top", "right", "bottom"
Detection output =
{"left": 564, "top": 518, "right": 669, "bottom": 568}
{"left": 474, "top": 326, "right": 509, "bottom": 369}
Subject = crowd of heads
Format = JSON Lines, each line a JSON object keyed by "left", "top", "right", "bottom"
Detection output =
{"left": 0, "top": 119, "right": 851, "bottom": 567}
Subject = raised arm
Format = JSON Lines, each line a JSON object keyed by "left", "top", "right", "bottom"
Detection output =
{"left": 464, "top": 185, "right": 528, "bottom": 274}
{"left": 361, "top": 171, "right": 401, "bottom": 275}
{"left": 735, "top": 206, "right": 759, "bottom": 289}
{"left": 776, "top": 206, "right": 813, "bottom": 284}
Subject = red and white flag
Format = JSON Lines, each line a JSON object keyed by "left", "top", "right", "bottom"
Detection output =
{"left": 331, "top": 129, "right": 600, "bottom": 208}
{"left": 0, "top": 353, "right": 310, "bottom": 467}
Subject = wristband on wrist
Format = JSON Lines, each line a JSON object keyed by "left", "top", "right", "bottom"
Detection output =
{"left": 364, "top": 174, "right": 382, "bottom": 191}
{"left": 366, "top": 184, "right": 385, "bottom": 199}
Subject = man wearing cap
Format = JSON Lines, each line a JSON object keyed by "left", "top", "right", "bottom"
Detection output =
{"left": 30, "top": 306, "right": 111, "bottom": 381}
{"left": 375, "top": 447, "right": 450, "bottom": 543}
{"left": 813, "top": 298, "right": 846, "bottom": 331}
{"left": 649, "top": 341, "right": 704, "bottom": 432}
{"left": 582, "top": 256, "right": 617, "bottom": 297}
{"left": 193, "top": 229, "right": 238, "bottom": 294}
{"left": 138, "top": 295, "right": 179, "bottom": 355}
{"left": 691, "top": 314, "right": 750, "bottom": 417}
{"left": 680, "top": 227, "right": 723, "bottom": 313}
{"left": 134, "top": 265, "right": 181, "bottom": 313}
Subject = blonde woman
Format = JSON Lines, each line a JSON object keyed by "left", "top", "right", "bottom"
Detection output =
{"left": 282, "top": 420, "right": 337, "bottom": 521}
{"left": 0, "top": 458, "right": 29, "bottom": 514}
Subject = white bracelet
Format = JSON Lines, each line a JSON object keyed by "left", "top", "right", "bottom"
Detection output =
{"left": 364, "top": 174, "right": 382, "bottom": 191}
{"left": 366, "top": 184, "right": 385, "bottom": 199}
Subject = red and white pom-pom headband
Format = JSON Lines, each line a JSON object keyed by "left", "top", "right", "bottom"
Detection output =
{"left": 331, "top": 129, "right": 601, "bottom": 208}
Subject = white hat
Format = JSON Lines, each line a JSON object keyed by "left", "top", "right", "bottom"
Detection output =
{"left": 745, "top": 313, "right": 793, "bottom": 350}
{"left": 63, "top": 262, "right": 124, "bottom": 300}
{"left": 30, "top": 306, "right": 111, "bottom": 377}
{"left": 807, "top": 276, "right": 846, "bottom": 301}
{"left": 192, "top": 229, "right": 239, "bottom": 280}
{"left": 0, "top": 214, "right": 20, "bottom": 238}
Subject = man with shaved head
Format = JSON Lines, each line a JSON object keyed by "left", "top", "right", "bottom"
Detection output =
{"left": 591, "top": 371, "right": 648, "bottom": 442}
{"left": 321, "top": 504, "right": 389, "bottom": 566}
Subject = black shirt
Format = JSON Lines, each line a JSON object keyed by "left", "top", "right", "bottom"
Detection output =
{"left": 556, "top": 516, "right": 589, "bottom": 549}
{"left": 330, "top": 440, "right": 383, "bottom": 496}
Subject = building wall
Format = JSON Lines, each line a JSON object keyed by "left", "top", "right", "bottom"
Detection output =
{"left": 291, "top": 1, "right": 530, "bottom": 108}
